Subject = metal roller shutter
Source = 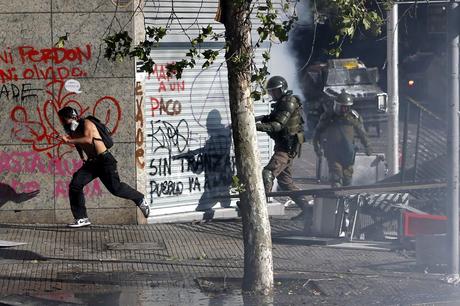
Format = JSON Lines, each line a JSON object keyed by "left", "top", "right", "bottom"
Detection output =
{"left": 140, "top": 0, "right": 274, "bottom": 217}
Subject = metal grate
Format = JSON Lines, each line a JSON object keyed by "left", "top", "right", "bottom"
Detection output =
{"left": 400, "top": 97, "right": 448, "bottom": 213}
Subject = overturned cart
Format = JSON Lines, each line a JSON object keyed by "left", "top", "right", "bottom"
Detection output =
{"left": 266, "top": 180, "right": 447, "bottom": 242}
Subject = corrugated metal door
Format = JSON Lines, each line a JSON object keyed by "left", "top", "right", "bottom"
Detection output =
{"left": 141, "top": 0, "right": 273, "bottom": 216}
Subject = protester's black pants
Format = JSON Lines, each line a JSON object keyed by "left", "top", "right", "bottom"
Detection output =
{"left": 69, "top": 151, "right": 144, "bottom": 219}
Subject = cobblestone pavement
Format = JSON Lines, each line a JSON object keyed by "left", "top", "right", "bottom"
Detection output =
{"left": 1, "top": 214, "right": 460, "bottom": 306}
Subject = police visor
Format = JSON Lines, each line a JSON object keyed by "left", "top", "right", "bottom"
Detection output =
{"left": 268, "top": 87, "right": 283, "bottom": 100}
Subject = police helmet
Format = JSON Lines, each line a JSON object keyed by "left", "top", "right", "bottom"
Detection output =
{"left": 333, "top": 90, "right": 353, "bottom": 115}
{"left": 266, "top": 76, "right": 288, "bottom": 100}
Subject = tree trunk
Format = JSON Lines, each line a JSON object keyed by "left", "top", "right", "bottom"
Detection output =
{"left": 221, "top": 0, "right": 274, "bottom": 295}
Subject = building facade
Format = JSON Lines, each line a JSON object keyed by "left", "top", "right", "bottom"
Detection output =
{"left": 0, "top": 0, "right": 278, "bottom": 224}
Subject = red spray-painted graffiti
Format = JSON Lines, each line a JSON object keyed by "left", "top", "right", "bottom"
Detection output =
{"left": 149, "top": 64, "right": 185, "bottom": 117}
{"left": 17, "top": 45, "right": 91, "bottom": 65}
{"left": 1, "top": 44, "right": 122, "bottom": 202}
{"left": 135, "top": 81, "right": 145, "bottom": 169}
{"left": 0, "top": 45, "right": 92, "bottom": 84}
{"left": 10, "top": 80, "right": 121, "bottom": 159}
{"left": 0, "top": 150, "right": 102, "bottom": 199}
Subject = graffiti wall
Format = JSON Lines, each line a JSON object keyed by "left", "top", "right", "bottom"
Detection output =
{"left": 143, "top": 50, "right": 272, "bottom": 217}
{"left": 144, "top": 59, "right": 235, "bottom": 213}
{"left": 0, "top": 1, "right": 138, "bottom": 224}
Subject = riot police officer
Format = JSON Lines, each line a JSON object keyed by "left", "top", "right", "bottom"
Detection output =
{"left": 312, "top": 90, "right": 372, "bottom": 187}
{"left": 256, "top": 76, "right": 311, "bottom": 221}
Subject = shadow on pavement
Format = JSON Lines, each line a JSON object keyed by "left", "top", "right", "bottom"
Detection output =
{"left": 0, "top": 249, "right": 47, "bottom": 261}
{"left": 0, "top": 183, "right": 39, "bottom": 207}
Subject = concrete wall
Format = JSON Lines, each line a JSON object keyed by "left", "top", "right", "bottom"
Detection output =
{"left": 0, "top": 0, "right": 139, "bottom": 224}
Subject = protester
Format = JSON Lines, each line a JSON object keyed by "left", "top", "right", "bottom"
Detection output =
{"left": 57, "top": 106, "right": 150, "bottom": 227}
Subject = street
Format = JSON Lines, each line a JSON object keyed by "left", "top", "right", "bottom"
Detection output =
{"left": 1, "top": 203, "right": 460, "bottom": 305}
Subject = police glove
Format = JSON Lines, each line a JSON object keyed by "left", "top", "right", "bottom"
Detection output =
{"left": 256, "top": 122, "right": 267, "bottom": 132}
{"left": 255, "top": 115, "right": 267, "bottom": 123}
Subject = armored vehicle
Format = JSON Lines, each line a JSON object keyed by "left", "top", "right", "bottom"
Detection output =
{"left": 301, "top": 58, "right": 388, "bottom": 138}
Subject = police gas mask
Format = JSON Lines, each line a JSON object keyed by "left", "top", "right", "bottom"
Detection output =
{"left": 268, "top": 87, "right": 284, "bottom": 100}
{"left": 333, "top": 91, "right": 354, "bottom": 115}
{"left": 333, "top": 101, "right": 351, "bottom": 115}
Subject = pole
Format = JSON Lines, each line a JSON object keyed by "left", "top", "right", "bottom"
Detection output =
{"left": 447, "top": 0, "right": 459, "bottom": 277}
{"left": 413, "top": 108, "right": 422, "bottom": 181}
{"left": 387, "top": 4, "right": 400, "bottom": 176}
{"left": 401, "top": 100, "right": 410, "bottom": 183}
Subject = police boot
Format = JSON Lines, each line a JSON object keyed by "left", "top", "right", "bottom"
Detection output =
{"left": 343, "top": 176, "right": 352, "bottom": 187}
{"left": 303, "top": 206, "right": 314, "bottom": 234}
{"left": 330, "top": 174, "right": 342, "bottom": 188}
{"left": 331, "top": 181, "right": 342, "bottom": 188}
{"left": 291, "top": 210, "right": 305, "bottom": 221}
{"left": 290, "top": 199, "right": 314, "bottom": 222}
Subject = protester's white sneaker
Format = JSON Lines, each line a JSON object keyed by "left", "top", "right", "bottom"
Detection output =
{"left": 284, "top": 199, "right": 296, "bottom": 208}
{"left": 68, "top": 218, "right": 91, "bottom": 228}
{"left": 138, "top": 198, "right": 150, "bottom": 218}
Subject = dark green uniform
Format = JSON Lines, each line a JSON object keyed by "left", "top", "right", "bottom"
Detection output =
{"left": 313, "top": 110, "right": 371, "bottom": 187}
{"left": 256, "top": 91, "right": 309, "bottom": 210}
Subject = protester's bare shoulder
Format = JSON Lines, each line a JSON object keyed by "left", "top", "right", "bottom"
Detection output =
{"left": 82, "top": 118, "right": 100, "bottom": 137}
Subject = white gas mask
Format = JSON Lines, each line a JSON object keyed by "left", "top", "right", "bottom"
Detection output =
{"left": 69, "top": 120, "right": 79, "bottom": 132}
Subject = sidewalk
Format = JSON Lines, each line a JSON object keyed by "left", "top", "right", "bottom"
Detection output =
{"left": 1, "top": 211, "right": 460, "bottom": 306}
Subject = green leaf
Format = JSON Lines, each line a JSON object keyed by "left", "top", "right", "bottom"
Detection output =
{"left": 251, "top": 91, "right": 261, "bottom": 101}
{"left": 345, "top": 25, "right": 355, "bottom": 36}
{"left": 231, "top": 175, "right": 246, "bottom": 193}
{"left": 362, "top": 18, "right": 370, "bottom": 30}
{"left": 202, "top": 25, "right": 213, "bottom": 35}
{"left": 262, "top": 51, "right": 270, "bottom": 61}
{"left": 55, "top": 33, "right": 68, "bottom": 48}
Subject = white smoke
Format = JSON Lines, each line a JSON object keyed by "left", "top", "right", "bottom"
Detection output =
{"left": 267, "top": 0, "right": 312, "bottom": 102}
{"left": 268, "top": 43, "right": 304, "bottom": 100}
{"left": 296, "top": 0, "right": 313, "bottom": 25}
